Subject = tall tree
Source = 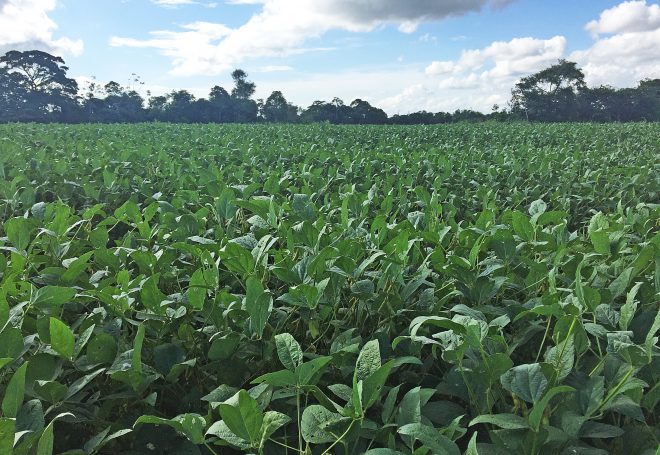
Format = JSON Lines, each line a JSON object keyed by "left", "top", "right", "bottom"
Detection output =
{"left": 262, "top": 91, "right": 298, "bottom": 122}
{"left": 0, "top": 50, "right": 79, "bottom": 121}
{"left": 510, "top": 59, "right": 586, "bottom": 121}
{"left": 209, "top": 85, "right": 231, "bottom": 122}
{"left": 230, "top": 69, "right": 256, "bottom": 100}
{"left": 229, "top": 69, "right": 258, "bottom": 122}
{"left": 349, "top": 99, "right": 388, "bottom": 124}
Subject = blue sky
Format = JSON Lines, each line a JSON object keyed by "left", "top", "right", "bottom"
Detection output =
{"left": 2, "top": 0, "right": 660, "bottom": 112}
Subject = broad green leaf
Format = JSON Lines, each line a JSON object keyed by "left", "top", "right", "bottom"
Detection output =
{"left": 218, "top": 390, "right": 263, "bottom": 446}
{"left": 87, "top": 333, "right": 117, "bottom": 364}
{"left": 500, "top": 363, "right": 548, "bottom": 403}
{"left": 275, "top": 333, "right": 302, "bottom": 371}
{"left": 31, "top": 286, "right": 75, "bottom": 308}
{"left": 398, "top": 423, "right": 460, "bottom": 455}
{"left": 4, "top": 218, "right": 31, "bottom": 251}
{"left": 590, "top": 231, "right": 610, "bottom": 255}
{"left": 49, "top": 318, "right": 75, "bottom": 360}
{"left": 259, "top": 411, "right": 291, "bottom": 448}
{"left": 245, "top": 277, "right": 272, "bottom": 338}
{"left": 301, "top": 405, "right": 346, "bottom": 444}
{"left": 2, "top": 362, "right": 28, "bottom": 418}
{"left": 0, "top": 418, "right": 15, "bottom": 454}
{"left": 511, "top": 211, "right": 534, "bottom": 242}
{"left": 355, "top": 339, "right": 381, "bottom": 382}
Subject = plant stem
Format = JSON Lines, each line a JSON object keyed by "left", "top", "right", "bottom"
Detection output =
{"left": 296, "top": 387, "right": 303, "bottom": 454}
{"left": 321, "top": 419, "right": 357, "bottom": 455}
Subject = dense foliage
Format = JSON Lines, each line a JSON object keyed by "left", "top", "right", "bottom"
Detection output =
{"left": 1, "top": 51, "right": 659, "bottom": 124}
{"left": 0, "top": 123, "right": 658, "bottom": 454}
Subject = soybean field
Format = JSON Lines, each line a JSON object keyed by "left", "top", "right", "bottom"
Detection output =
{"left": 0, "top": 123, "right": 658, "bottom": 455}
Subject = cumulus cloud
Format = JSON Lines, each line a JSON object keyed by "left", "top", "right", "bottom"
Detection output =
{"left": 110, "top": 22, "right": 231, "bottom": 76}
{"left": 426, "top": 36, "right": 566, "bottom": 79}
{"left": 585, "top": 0, "right": 660, "bottom": 37}
{"left": 0, "top": 0, "right": 83, "bottom": 55}
{"left": 386, "top": 1, "right": 660, "bottom": 114}
{"left": 111, "top": 0, "right": 514, "bottom": 75}
{"left": 400, "top": 36, "right": 567, "bottom": 112}
{"left": 575, "top": 1, "right": 660, "bottom": 86}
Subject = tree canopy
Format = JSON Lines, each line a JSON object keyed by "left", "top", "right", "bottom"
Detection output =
{"left": 0, "top": 50, "right": 658, "bottom": 124}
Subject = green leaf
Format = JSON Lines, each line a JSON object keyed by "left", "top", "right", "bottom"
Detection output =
{"left": 245, "top": 277, "right": 272, "bottom": 338}
{"left": 544, "top": 336, "right": 575, "bottom": 382}
{"left": 275, "top": 333, "right": 302, "bottom": 372}
{"left": 4, "top": 217, "right": 31, "bottom": 251}
{"left": 218, "top": 390, "right": 263, "bottom": 446}
{"left": 590, "top": 231, "right": 610, "bottom": 254}
{"left": 2, "top": 362, "right": 28, "bottom": 418}
{"left": 511, "top": 211, "right": 535, "bottom": 242}
{"left": 500, "top": 363, "right": 548, "bottom": 403}
{"left": 295, "top": 356, "right": 332, "bottom": 386}
{"left": 579, "top": 421, "right": 625, "bottom": 439}
{"left": 135, "top": 414, "right": 205, "bottom": 444}
{"left": 0, "top": 328, "right": 24, "bottom": 359}
{"left": 140, "top": 275, "right": 166, "bottom": 313}
{"left": 188, "top": 267, "right": 216, "bottom": 310}
{"left": 220, "top": 243, "right": 255, "bottom": 277}
{"left": 465, "top": 432, "right": 479, "bottom": 455}
{"left": 49, "top": 318, "right": 75, "bottom": 360}
{"left": 619, "top": 282, "right": 642, "bottom": 331}
{"left": 34, "top": 413, "right": 73, "bottom": 455}
{"left": 528, "top": 386, "right": 575, "bottom": 431}
{"left": 87, "top": 333, "right": 117, "bottom": 364}
{"left": 208, "top": 333, "right": 241, "bottom": 361}
{"left": 301, "top": 405, "right": 346, "bottom": 444}
{"left": 351, "top": 279, "right": 375, "bottom": 296}
{"left": 259, "top": 411, "right": 291, "bottom": 448}
{"left": 0, "top": 293, "right": 9, "bottom": 331}
{"left": 216, "top": 188, "right": 237, "bottom": 221}
{"left": 31, "top": 286, "right": 76, "bottom": 308}
{"left": 609, "top": 267, "right": 633, "bottom": 299}
{"left": 153, "top": 343, "right": 186, "bottom": 375}
{"left": 355, "top": 339, "right": 381, "bottom": 382}
{"left": 398, "top": 423, "right": 460, "bottom": 455}
{"left": 174, "top": 413, "right": 206, "bottom": 444}
{"left": 252, "top": 369, "right": 297, "bottom": 387}
{"left": 34, "top": 381, "right": 67, "bottom": 404}
{"left": 528, "top": 199, "right": 547, "bottom": 218}
{"left": 206, "top": 421, "right": 250, "bottom": 450}
{"left": 37, "top": 420, "right": 55, "bottom": 455}
{"left": 469, "top": 413, "right": 529, "bottom": 430}
{"left": 0, "top": 418, "right": 15, "bottom": 455}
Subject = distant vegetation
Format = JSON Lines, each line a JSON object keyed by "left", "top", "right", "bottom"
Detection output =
{"left": 0, "top": 50, "right": 659, "bottom": 124}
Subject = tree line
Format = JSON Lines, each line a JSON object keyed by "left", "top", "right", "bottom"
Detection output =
{"left": 1, "top": 50, "right": 658, "bottom": 124}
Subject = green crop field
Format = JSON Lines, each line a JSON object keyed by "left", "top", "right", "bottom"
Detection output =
{"left": 0, "top": 122, "right": 658, "bottom": 455}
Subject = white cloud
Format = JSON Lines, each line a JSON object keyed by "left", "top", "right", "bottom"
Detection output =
{"left": 110, "top": 22, "right": 232, "bottom": 76}
{"left": 394, "top": 1, "right": 660, "bottom": 114}
{"left": 572, "top": 29, "right": 660, "bottom": 86}
{"left": 574, "top": 1, "right": 660, "bottom": 86}
{"left": 111, "top": 0, "right": 514, "bottom": 75}
{"left": 0, "top": 0, "right": 83, "bottom": 56}
{"left": 585, "top": 0, "right": 660, "bottom": 37}
{"left": 426, "top": 36, "right": 566, "bottom": 78}
{"left": 380, "top": 36, "right": 567, "bottom": 114}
